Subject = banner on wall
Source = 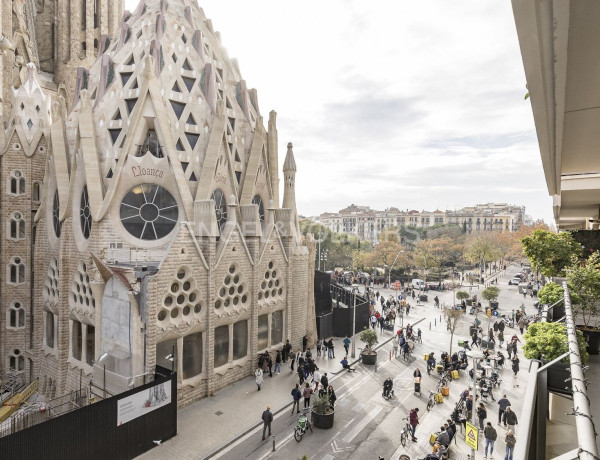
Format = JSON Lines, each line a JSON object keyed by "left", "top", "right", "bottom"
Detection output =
{"left": 117, "top": 380, "right": 172, "bottom": 426}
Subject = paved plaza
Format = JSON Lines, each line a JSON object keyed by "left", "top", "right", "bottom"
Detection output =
{"left": 139, "top": 265, "right": 538, "bottom": 460}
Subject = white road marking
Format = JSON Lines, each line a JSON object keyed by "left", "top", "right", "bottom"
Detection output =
{"left": 342, "top": 405, "right": 383, "bottom": 442}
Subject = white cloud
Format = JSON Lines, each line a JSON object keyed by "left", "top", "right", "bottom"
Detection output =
{"left": 124, "top": 0, "right": 553, "bottom": 222}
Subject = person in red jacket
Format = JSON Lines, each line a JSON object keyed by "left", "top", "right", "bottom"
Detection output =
{"left": 409, "top": 408, "right": 419, "bottom": 441}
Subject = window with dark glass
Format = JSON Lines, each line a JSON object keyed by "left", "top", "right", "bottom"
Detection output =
{"left": 252, "top": 195, "right": 265, "bottom": 227}
{"left": 72, "top": 321, "right": 82, "bottom": 360}
{"left": 214, "top": 325, "right": 229, "bottom": 368}
{"left": 211, "top": 189, "right": 227, "bottom": 234}
{"left": 53, "top": 190, "right": 61, "bottom": 237}
{"left": 233, "top": 321, "right": 248, "bottom": 360}
{"left": 271, "top": 310, "right": 283, "bottom": 346}
{"left": 120, "top": 184, "right": 178, "bottom": 240}
{"left": 182, "top": 332, "right": 203, "bottom": 379}
{"left": 45, "top": 311, "right": 55, "bottom": 348}
{"left": 137, "top": 129, "right": 163, "bottom": 158}
{"left": 156, "top": 339, "right": 177, "bottom": 370}
{"left": 257, "top": 314, "right": 268, "bottom": 350}
{"left": 80, "top": 186, "right": 92, "bottom": 238}
{"left": 86, "top": 325, "right": 95, "bottom": 366}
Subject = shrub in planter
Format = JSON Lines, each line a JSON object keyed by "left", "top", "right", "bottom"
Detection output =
{"left": 523, "top": 322, "right": 589, "bottom": 365}
{"left": 360, "top": 328, "right": 378, "bottom": 365}
{"left": 521, "top": 229, "right": 582, "bottom": 277}
{"left": 482, "top": 286, "right": 500, "bottom": 306}
{"left": 456, "top": 291, "right": 469, "bottom": 302}
{"left": 566, "top": 252, "right": 600, "bottom": 353}
{"left": 311, "top": 393, "right": 334, "bottom": 429}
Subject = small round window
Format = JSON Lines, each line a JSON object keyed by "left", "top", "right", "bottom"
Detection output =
{"left": 211, "top": 189, "right": 227, "bottom": 233}
{"left": 53, "top": 190, "right": 61, "bottom": 237}
{"left": 80, "top": 185, "right": 92, "bottom": 239}
{"left": 120, "top": 184, "right": 178, "bottom": 240}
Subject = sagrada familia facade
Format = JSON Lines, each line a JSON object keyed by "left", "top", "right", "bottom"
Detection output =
{"left": 0, "top": 0, "right": 316, "bottom": 406}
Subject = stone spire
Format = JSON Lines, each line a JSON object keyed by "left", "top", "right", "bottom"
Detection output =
{"left": 282, "top": 142, "right": 299, "bottom": 241}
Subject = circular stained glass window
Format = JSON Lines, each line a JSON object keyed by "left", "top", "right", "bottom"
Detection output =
{"left": 53, "top": 190, "right": 61, "bottom": 237}
{"left": 80, "top": 185, "right": 92, "bottom": 239}
{"left": 120, "top": 184, "right": 178, "bottom": 240}
{"left": 211, "top": 189, "right": 227, "bottom": 233}
{"left": 252, "top": 194, "right": 265, "bottom": 225}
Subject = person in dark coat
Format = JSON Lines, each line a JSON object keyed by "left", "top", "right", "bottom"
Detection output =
{"left": 291, "top": 384, "right": 301, "bottom": 414}
{"left": 328, "top": 385, "right": 337, "bottom": 408}
{"left": 409, "top": 408, "right": 419, "bottom": 441}
{"left": 261, "top": 406, "right": 273, "bottom": 440}
{"left": 302, "top": 335, "right": 308, "bottom": 352}
{"left": 512, "top": 355, "right": 520, "bottom": 377}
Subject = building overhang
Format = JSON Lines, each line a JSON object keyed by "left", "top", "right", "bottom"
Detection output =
{"left": 512, "top": 0, "right": 600, "bottom": 230}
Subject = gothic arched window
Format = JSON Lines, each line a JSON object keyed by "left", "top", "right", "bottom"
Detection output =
{"left": 8, "top": 170, "right": 25, "bottom": 196}
{"left": 7, "top": 302, "right": 25, "bottom": 329}
{"left": 53, "top": 191, "right": 61, "bottom": 237}
{"left": 80, "top": 186, "right": 92, "bottom": 239}
{"left": 8, "top": 256, "right": 26, "bottom": 285}
{"left": 8, "top": 212, "right": 26, "bottom": 240}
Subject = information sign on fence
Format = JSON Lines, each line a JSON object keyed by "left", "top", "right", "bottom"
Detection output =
{"left": 465, "top": 421, "right": 478, "bottom": 449}
{"left": 117, "top": 380, "right": 172, "bottom": 426}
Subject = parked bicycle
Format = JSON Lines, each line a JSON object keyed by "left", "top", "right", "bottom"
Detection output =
{"left": 293, "top": 408, "right": 313, "bottom": 442}
{"left": 427, "top": 390, "right": 439, "bottom": 411}
{"left": 400, "top": 417, "right": 413, "bottom": 446}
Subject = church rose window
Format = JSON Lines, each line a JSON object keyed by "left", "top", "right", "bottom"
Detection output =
{"left": 120, "top": 184, "right": 178, "bottom": 240}
{"left": 211, "top": 189, "right": 227, "bottom": 234}
{"left": 80, "top": 186, "right": 92, "bottom": 239}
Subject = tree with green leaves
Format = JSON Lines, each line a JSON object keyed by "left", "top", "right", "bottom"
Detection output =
{"left": 523, "top": 322, "right": 588, "bottom": 364}
{"left": 456, "top": 291, "right": 470, "bottom": 301}
{"left": 565, "top": 252, "right": 600, "bottom": 328}
{"left": 481, "top": 286, "right": 500, "bottom": 305}
{"left": 465, "top": 232, "right": 500, "bottom": 277}
{"left": 521, "top": 229, "right": 582, "bottom": 278}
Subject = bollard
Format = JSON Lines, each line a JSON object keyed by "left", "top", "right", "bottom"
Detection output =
{"left": 272, "top": 435, "right": 276, "bottom": 452}
{"left": 440, "top": 315, "right": 442, "bottom": 322}
{"left": 435, "top": 319, "right": 436, "bottom": 326}
{"left": 429, "top": 321, "right": 431, "bottom": 330}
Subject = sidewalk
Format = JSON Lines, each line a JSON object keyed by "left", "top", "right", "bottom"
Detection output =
{"left": 138, "top": 309, "right": 414, "bottom": 460}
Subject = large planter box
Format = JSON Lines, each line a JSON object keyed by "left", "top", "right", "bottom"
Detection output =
{"left": 312, "top": 409, "right": 335, "bottom": 429}
{"left": 419, "top": 294, "right": 428, "bottom": 302}
{"left": 466, "top": 299, "right": 473, "bottom": 306}
{"left": 578, "top": 328, "right": 600, "bottom": 355}
{"left": 361, "top": 351, "right": 377, "bottom": 365}
{"left": 490, "top": 301, "right": 499, "bottom": 309}
{"left": 544, "top": 361, "right": 571, "bottom": 396}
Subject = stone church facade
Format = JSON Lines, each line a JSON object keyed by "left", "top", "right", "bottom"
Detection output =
{"left": 0, "top": 0, "right": 316, "bottom": 406}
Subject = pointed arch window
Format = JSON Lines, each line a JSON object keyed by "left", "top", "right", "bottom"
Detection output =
{"left": 33, "top": 181, "right": 41, "bottom": 202}
{"left": 7, "top": 302, "right": 25, "bottom": 329}
{"left": 8, "top": 349, "right": 25, "bottom": 372}
{"left": 8, "top": 256, "right": 26, "bottom": 285}
{"left": 8, "top": 212, "right": 26, "bottom": 240}
{"left": 137, "top": 129, "right": 163, "bottom": 158}
{"left": 252, "top": 195, "right": 265, "bottom": 228}
{"left": 8, "top": 170, "right": 25, "bottom": 196}
{"left": 53, "top": 191, "right": 61, "bottom": 237}
{"left": 211, "top": 189, "right": 227, "bottom": 235}
{"left": 80, "top": 186, "right": 92, "bottom": 239}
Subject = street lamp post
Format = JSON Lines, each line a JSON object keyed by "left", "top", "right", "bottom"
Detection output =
{"left": 466, "top": 349, "right": 485, "bottom": 459}
{"left": 351, "top": 288, "right": 357, "bottom": 359}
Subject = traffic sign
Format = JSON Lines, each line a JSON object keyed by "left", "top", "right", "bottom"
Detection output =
{"left": 465, "top": 422, "right": 478, "bottom": 449}
{"left": 394, "top": 281, "right": 400, "bottom": 290}
{"left": 487, "top": 308, "right": 492, "bottom": 318}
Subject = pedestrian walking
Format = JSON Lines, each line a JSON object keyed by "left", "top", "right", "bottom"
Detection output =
{"left": 316, "top": 338, "right": 322, "bottom": 357}
{"left": 343, "top": 336, "right": 351, "bottom": 356}
{"left": 328, "top": 385, "right": 336, "bottom": 408}
{"left": 267, "top": 353, "right": 273, "bottom": 377}
{"left": 507, "top": 343, "right": 512, "bottom": 360}
{"left": 498, "top": 330, "right": 504, "bottom": 348}
{"left": 297, "top": 363, "right": 305, "bottom": 384}
{"left": 484, "top": 421, "right": 497, "bottom": 458}
{"left": 255, "top": 366, "right": 263, "bottom": 391}
{"left": 274, "top": 351, "right": 281, "bottom": 374}
{"left": 283, "top": 339, "right": 291, "bottom": 363}
{"left": 409, "top": 408, "right": 419, "bottom": 441}
{"left": 289, "top": 349, "right": 296, "bottom": 372}
{"left": 262, "top": 354, "right": 269, "bottom": 376}
{"left": 370, "top": 314, "right": 377, "bottom": 330}
{"left": 320, "top": 372, "right": 329, "bottom": 390}
{"left": 261, "top": 406, "right": 273, "bottom": 440}
{"left": 518, "top": 317, "right": 525, "bottom": 334}
{"left": 302, "top": 334, "right": 308, "bottom": 352}
{"left": 504, "top": 429, "right": 516, "bottom": 460}
{"left": 302, "top": 382, "right": 312, "bottom": 408}
{"left": 291, "top": 384, "right": 301, "bottom": 414}
{"left": 504, "top": 407, "right": 518, "bottom": 432}
{"left": 512, "top": 356, "right": 520, "bottom": 377}
{"left": 471, "top": 331, "right": 479, "bottom": 348}
{"left": 392, "top": 339, "right": 399, "bottom": 358}
{"left": 327, "top": 339, "right": 335, "bottom": 358}
{"left": 498, "top": 395, "right": 511, "bottom": 426}
{"left": 312, "top": 368, "right": 321, "bottom": 392}
{"left": 477, "top": 402, "right": 487, "bottom": 430}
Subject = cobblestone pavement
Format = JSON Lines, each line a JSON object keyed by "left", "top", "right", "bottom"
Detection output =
{"left": 139, "top": 265, "right": 537, "bottom": 460}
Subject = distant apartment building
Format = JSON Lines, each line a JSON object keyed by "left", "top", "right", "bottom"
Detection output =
{"left": 316, "top": 203, "right": 525, "bottom": 243}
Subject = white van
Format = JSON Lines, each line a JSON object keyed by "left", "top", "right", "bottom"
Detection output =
{"left": 411, "top": 279, "right": 425, "bottom": 290}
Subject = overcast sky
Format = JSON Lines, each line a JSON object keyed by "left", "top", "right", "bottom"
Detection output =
{"left": 125, "top": 0, "right": 553, "bottom": 223}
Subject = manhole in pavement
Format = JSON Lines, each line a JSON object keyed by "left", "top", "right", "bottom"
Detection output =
{"left": 215, "top": 411, "right": 223, "bottom": 416}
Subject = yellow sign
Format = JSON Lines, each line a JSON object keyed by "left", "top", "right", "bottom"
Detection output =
{"left": 487, "top": 309, "right": 492, "bottom": 318}
{"left": 465, "top": 422, "right": 478, "bottom": 449}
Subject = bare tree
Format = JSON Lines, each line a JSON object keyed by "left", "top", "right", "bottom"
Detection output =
{"left": 444, "top": 307, "right": 465, "bottom": 355}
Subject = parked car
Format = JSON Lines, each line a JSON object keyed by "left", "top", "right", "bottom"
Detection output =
{"left": 508, "top": 278, "right": 522, "bottom": 285}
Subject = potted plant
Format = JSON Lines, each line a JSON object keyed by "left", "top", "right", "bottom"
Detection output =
{"left": 566, "top": 252, "right": 600, "bottom": 354}
{"left": 538, "top": 282, "right": 566, "bottom": 321}
{"left": 311, "top": 392, "right": 334, "bottom": 429}
{"left": 359, "top": 327, "right": 379, "bottom": 365}
{"left": 456, "top": 290, "right": 470, "bottom": 308}
{"left": 523, "top": 322, "right": 589, "bottom": 393}
{"left": 481, "top": 286, "right": 500, "bottom": 309}
{"left": 521, "top": 229, "right": 582, "bottom": 278}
